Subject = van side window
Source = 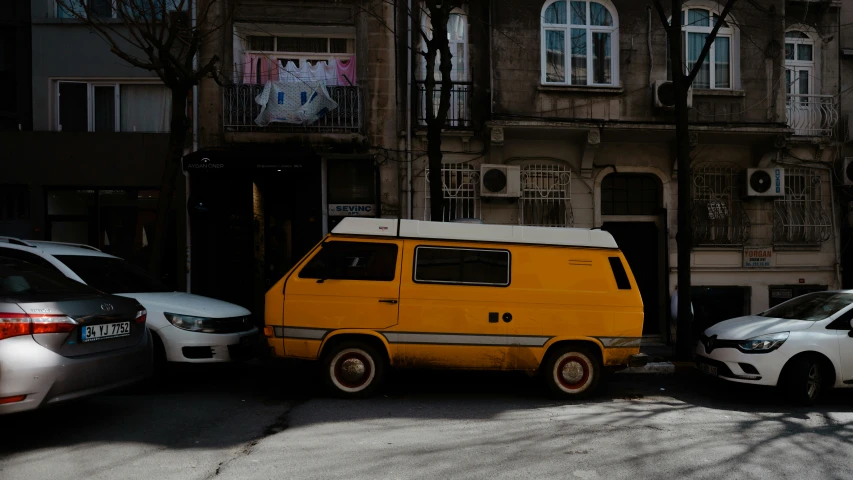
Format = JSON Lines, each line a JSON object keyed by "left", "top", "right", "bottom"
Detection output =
{"left": 608, "top": 257, "right": 632, "bottom": 290}
{"left": 298, "top": 242, "right": 398, "bottom": 281}
{"left": 414, "top": 246, "right": 510, "bottom": 286}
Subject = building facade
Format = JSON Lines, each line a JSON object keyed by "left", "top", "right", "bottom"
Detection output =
{"left": 408, "top": 0, "right": 847, "bottom": 342}
{"left": 0, "top": 0, "right": 182, "bottom": 286}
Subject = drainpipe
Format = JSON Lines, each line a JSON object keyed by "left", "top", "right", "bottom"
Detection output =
{"left": 406, "top": 0, "right": 413, "bottom": 219}
{"left": 777, "top": 159, "right": 842, "bottom": 289}
{"left": 187, "top": 0, "right": 199, "bottom": 293}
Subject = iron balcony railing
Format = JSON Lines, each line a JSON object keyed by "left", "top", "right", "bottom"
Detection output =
{"left": 222, "top": 84, "right": 361, "bottom": 133}
{"left": 785, "top": 94, "right": 838, "bottom": 137}
{"left": 416, "top": 81, "right": 472, "bottom": 129}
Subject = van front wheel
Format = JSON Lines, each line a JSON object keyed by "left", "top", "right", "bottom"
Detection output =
{"left": 322, "top": 342, "right": 386, "bottom": 398}
{"left": 544, "top": 346, "right": 600, "bottom": 399}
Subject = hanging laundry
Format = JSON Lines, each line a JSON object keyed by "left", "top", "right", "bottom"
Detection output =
{"left": 242, "top": 54, "right": 277, "bottom": 84}
{"left": 254, "top": 81, "right": 339, "bottom": 127}
{"left": 307, "top": 60, "right": 338, "bottom": 86}
{"left": 336, "top": 56, "right": 357, "bottom": 86}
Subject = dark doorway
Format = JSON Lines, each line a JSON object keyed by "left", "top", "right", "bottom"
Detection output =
{"left": 691, "top": 286, "right": 751, "bottom": 335}
{"left": 602, "top": 221, "right": 661, "bottom": 335}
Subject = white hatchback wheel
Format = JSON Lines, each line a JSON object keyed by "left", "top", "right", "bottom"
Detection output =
{"left": 328, "top": 347, "right": 377, "bottom": 394}
{"left": 551, "top": 351, "right": 595, "bottom": 395}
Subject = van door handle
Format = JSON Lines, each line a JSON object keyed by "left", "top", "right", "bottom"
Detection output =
{"left": 379, "top": 299, "right": 398, "bottom": 304}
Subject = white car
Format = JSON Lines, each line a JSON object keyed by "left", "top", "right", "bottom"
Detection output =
{"left": 695, "top": 290, "right": 853, "bottom": 404}
{"left": 0, "top": 238, "right": 258, "bottom": 367}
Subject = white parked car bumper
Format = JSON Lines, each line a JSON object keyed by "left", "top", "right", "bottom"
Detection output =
{"left": 154, "top": 324, "right": 260, "bottom": 363}
{"left": 694, "top": 341, "right": 787, "bottom": 387}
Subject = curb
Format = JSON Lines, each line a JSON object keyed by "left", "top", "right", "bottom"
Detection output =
{"left": 616, "top": 361, "right": 696, "bottom": 375}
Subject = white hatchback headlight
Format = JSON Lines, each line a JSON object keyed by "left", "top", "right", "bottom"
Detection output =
{"left": 738, "top": 332, "right": 789, "bottom": 353}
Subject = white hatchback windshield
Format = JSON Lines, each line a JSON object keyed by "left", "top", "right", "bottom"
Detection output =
{"left": 760, "top": 292, "right": 853, "bottom": 321}
{"left": 56, "top": 255, "right": 170, "bottom": 294}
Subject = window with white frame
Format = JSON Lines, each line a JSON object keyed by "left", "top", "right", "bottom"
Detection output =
{"left": 56, "top": 82, "right": 172, "bottom": 133}
{"left": 773, "top": 167, "right": 831, "bottom": 246}
{"left": 56, "top": 0, "right": 180, "bottom": 19}
{"left": 519, "top": 164, "right": 573, "bottom": 227}
{"left": 669, "top": 6, "right": 735, "bottom": 89}
{"left": 541, "top": 0, "right": 619, "bottom": 86}
{"left": 785, "top": 31, "right": 815, "bottom": 98}
{"left": 239, "top": 34, "right": 356, "bottom": 85}
{"left": 417, "top": 7, "right": 469, "bottom": 82}
{"left": 424, "top": 163, "right": 480, "bottom": 222}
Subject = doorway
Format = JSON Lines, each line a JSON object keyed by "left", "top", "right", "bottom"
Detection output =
{"left": 602, "top": 222, "right": 662, "bottom": 335}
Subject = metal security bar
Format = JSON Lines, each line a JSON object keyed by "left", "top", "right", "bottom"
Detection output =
{"left": 222, "top": 84, "right": 361, "bottom": 132}
{"left": 692, "top": 165, "right": 750, "bottom": 247}
{"left": 519, "top": 164, "right": 573, "bottom": 227}
{"left": 786, "top": 94, "right": 838, "bottom": 137}
{"left": 416, "top": 81, "right": 473, "bottom": 129}
{"left": 774, "top": 168, "right": 831, "bottom": 246}
{"left": 424, "top": 163, "right": 480, "bottom": 221}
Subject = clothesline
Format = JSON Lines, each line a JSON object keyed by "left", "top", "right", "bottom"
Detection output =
{"left": 235, "top": 55, "right": 357, "bottom": 87}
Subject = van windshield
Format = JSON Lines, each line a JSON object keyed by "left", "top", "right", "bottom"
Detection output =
{"left": 759, "top": 292, "right": 853, "bottom": 321}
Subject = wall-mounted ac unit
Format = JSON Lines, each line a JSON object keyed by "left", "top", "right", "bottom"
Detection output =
{"left": 843, "top": 158, "right": 853, "bottom": 186}
{"left": 744, "top": 168, "right": 785, "bottom": 197}
{"left": 653, "top": 80, "right": 693, "bottom": 110}
{"left": 479, "top": 164, "right": 521, "bottom": 198}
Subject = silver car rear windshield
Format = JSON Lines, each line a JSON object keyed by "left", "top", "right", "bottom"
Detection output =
{"left": 759, "top": 292, "right": 853, "bottom": 321}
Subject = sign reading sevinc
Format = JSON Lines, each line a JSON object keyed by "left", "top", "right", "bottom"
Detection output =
{"left": 328, "top": 204, "right": 376, "bottom": 217}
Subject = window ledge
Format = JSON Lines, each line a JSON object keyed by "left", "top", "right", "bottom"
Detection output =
{"left": 538, "top": 85, "right": 624, "bottom": 95}
{"left": 692, "top": 89, "right": 746, "bottom": 98}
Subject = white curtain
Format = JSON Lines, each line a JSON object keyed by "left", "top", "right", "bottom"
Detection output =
{"left": 120, "top": 84, "right": 172, "bottom": 132}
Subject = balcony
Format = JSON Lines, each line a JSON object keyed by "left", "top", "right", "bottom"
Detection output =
{"left": 416, "top": 81, "right": 472, "bottom": 129}
{"left": 222, "top": 84, "right": 361, "bottom": 133}
{"left": 785, "top": 94, "right": 838, "bottom": 137}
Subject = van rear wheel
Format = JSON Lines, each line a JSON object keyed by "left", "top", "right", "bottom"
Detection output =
{"left": 544, "top": 346, "right": 600, "bottom": 399}
{"left": 322, "top": 341, "right": 386, "bottom": 398}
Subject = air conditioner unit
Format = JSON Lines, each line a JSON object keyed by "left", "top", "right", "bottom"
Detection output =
{"left": 744, "top": 168, "right": 785, "bottom": 197}
{"left": 653, "top": 80, "right": 693, "bottom": 110}
{"left": 479, "top": 164, "right": 521, "bottom": 198}
{"left": 843, "top": 158, "right": 853, "bottom": 186}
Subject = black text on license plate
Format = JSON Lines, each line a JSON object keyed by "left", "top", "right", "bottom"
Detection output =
{"left": 82, "top": 322, "right": 131, "bottom": 342}
{"left": 700, "top": 362, "right": 718, "bottom": 376}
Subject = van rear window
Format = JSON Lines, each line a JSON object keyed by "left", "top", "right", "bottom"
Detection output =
{"left": 608, "top": 257, "right": 631, "bottom": 290}
{"left": 414, "top": 246, "right": 510, "bottom": 286}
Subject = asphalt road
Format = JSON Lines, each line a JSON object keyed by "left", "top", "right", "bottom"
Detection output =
{"left": 2, "top": 362, "right": 853, "bottom": 480}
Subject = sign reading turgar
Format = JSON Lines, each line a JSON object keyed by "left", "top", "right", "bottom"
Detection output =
{"left": 743, "top": 247, "right": 772, "bottom": 268}
{"left": 328, "top": 204, "right": 376, "bottom": 217}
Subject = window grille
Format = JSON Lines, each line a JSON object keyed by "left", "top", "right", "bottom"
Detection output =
{"left": 691, "top": 165, "right": 750, "bottom": 247}
{"left": 519, "top": 164, "right": 573, "bottom": 227}
{"left": 773, "top": 167, "right": 831, "bottom": 246}
{"left": 424, "top": 163, "right": 480, "bottom": 221}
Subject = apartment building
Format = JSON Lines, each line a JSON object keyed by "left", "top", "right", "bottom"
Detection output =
{"left": 0, "top": 0, "right": 182, "bottom": 286}
{"left": 409, "top": 0, "right": 846, "bottom": 342}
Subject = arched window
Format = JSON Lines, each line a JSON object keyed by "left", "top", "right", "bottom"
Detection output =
{"left": 677, "top": 5, "right": 736, "bottom": 89}
{"left": 418, "top": 8, "right": 469, "bottom": 82}
{"left": 541, "top": 0, "right": 619, "bottom": 86}
{"left": 785, "top": 31, "right": 814, "bottom": 97}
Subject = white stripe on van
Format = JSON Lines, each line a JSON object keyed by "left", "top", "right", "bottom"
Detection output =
{"left": 281, "top": 327, "right": 329, "bottom": 340}
{"left": 382, "top": 332, "right": 551, "bottom": 347}
{"left": 594, "top": 337, "right": 643, "bottom": 348}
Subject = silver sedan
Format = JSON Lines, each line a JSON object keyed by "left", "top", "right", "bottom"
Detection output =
{"left": 0, "top": 258, "right": 152, "bottom": 414}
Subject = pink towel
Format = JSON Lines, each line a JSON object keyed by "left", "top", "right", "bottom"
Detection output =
{"left": 242, "top": 54, "right": 277, "bottom": 84}
{"left": 337, "top": 56, "right": 357, "bottom": 86}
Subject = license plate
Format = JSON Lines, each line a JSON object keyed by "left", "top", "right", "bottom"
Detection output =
{"left": 699, "top": 362, "right": 718, "bottom": 376}
{"left": 81, "top": 322, "right": 131, "bottom": 342}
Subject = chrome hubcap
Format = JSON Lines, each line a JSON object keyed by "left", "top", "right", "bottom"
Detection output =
{"left": 807, "top": 364, "right": 820, "bottom": 398}
{"left": 561, "top": 361, "right": 584, "bottom": 384}
{"left": 339, "top": 358, "right": 367, "bottom": 384}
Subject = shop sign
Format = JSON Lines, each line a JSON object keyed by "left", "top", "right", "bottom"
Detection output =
{"left": 329, "top": 204, "right": 376, "bottom": 217}
{"left": 743, "top": 246, "right": 772, "bottom": 268}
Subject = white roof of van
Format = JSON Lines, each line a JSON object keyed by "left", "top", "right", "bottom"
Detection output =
{"left": 330, "top": 218, "right": 619, "bottom": 249}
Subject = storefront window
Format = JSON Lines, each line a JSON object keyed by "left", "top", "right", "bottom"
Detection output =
{"left": 45, "top": 188, "right": 175, "bottom": 287}
{"left": 326, "top": 159, "right": 377, "bottom": 231}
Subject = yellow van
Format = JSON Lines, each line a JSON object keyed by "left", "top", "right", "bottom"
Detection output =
{"left": 264, "top": 218, "right": 646, "bottom": 398}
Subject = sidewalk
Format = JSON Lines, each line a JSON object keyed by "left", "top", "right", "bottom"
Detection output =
{"left": 614, "top": 343, "right": 696, "bottom": 375}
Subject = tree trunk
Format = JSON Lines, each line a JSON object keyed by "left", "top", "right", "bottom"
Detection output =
{"left": 669, "top": 0, "right": 694, "bottom": 359}
{"left": 148, "top": 87, "right": 189, "bottom": 278}
{"left": 424, "top": 3, "right": 454, "bottom": 222}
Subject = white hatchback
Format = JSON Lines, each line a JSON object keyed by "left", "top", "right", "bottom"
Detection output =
{"left": 0, "top": 239, "right": 257, "bottom": 365}
{"left": 695, "top": 291, "right": 853, "bottom": 404}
